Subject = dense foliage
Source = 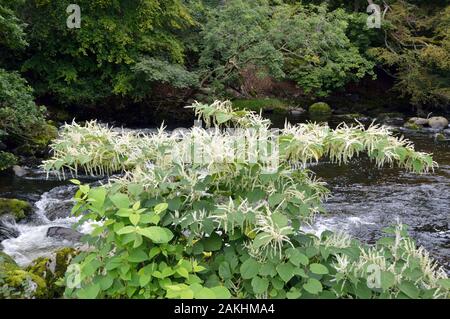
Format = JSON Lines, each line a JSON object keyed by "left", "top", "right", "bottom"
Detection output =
{"left": 42, "top": 101, "right": 449, "bottom": 299}
{"left": 0, "top": 1, "right": 52, "bottom": 168}
{"left": 20, "top": 0, "right": 195, "bottom": 104}
{"left": 1, "top": 0, "right": 447, "bottom": 111}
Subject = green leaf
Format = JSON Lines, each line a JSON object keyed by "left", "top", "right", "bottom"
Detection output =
{"left": 202, "top": 232, "right": 222, "bottom": 251}
{"left": 154, "top": 203, "right": 169, "bottom": 214}
{"left": 276, "top": 263, "right": 294, "bottom": 283}
{"left": 116, "top": 226, "right": 136, "bottom": 235}
{"left": 210, "top": 286, "right": 231, "bottom": 299}
{"left": 286, "top": 248, "right": 309, "bottom": 266}
{"left": 251, "top": 276, "right": 269, "bottom": 294}
{"left": 219, "top": 261, "right": 232, "bottom": 280}
{"left": 380, "top": 271, "right": 396, "bottom": 290}
{"left": 309, "top": 263, "right": 329, "bottom": 275}
{"left": 286, "top": 287, "right": 301, "bottom": 299}
{"left": 437, "top": 278, "right": 450, "bottom": 289}
{"left": 215, "top": 112, "right": 233, "bottom": 124}
{"left": 303, "top": 278, "right": 323, "bottom": 295}
{"left": 110, "top": 193, "right": 130, "bottom": 209}
{"left": 240, "top": 258, "right": 260, "bottom": 280}
{"left": 76, "top": 283, "right": 100, "bottom": 299}
{"left": 195, "top": 287, "right": 216, "bottom": 299}
{"left": 176, "top": 267, "right": 189, "bottom": 279}
{"left": 70, "top": 179, "right": 81, "bottom": 185}
{"left": 399, "top": 281, "right": 420, "bottom": 299}
{"left": 252, "top": 232, "right": 272, "bottom": 250}
{"left": 129, "top": 213, "right": 140, "bottom": 226}
{"left": 88, "top": 187, "right": 106, "bottom": 208}
{"left": 128, "top": 249, "right": 148, "bottom": 263}
{"left": 268, "top": 193, "right": 284, "bottom": 208}
{"left": 138, "top": 226, "right": 174, "bottom": 243}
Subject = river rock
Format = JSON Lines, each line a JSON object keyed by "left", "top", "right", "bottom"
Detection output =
{"left": 46, "top": 227, "right": 83, "bottom": 242}
{"left": 408, "top": 117, "right": 429, "bottom": 125}
{"left": 290, "top": 107, "right": 306, "bottom": 116}
{"left": 12, "top": 165, "right": 28, "bottom": 177}
{"left": 428, "top": 117, "right": 449, "bottom": 130}
{"left": 0, "top": 215, "right": 19, "bottom": 241}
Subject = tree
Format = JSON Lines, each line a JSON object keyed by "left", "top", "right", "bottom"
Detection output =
{"left": 20, "top": 0, "right": 196, "bottom": 105}
{"left": 197, "top": 0, "right": 375, "bottom": 97}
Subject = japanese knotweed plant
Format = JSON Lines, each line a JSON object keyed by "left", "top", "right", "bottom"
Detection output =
{"left": 44, "top": 101, "right": 448, "bottom": 299}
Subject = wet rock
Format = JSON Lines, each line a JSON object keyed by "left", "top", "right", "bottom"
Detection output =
{"left": 408, "top": 117, "right": 429, "bottom": 126}
{"left": 0, "top": 198, "right": 33, "bottom": 221}
{"left": 12, "top": 165, "right": 28, "bottom": 177}
{"left": 403, "top": 122, "right": 422, "bottom": 130}
{"left": 434, "top": 133, "right": 449, "bottom": 142}
{"left": 428, "top": 117, "right": 449, "bottom": 130}
{"left": 0, "top": 215, "right": 19, "bottom": 241}
{"left": 290, "top": 107, "right": 306, "bottom": 116}
{"left": 37, "top": 185, "right": 76, "bottom": 221}
{"left": 336, "top": 113, "right": 371, "bottom": 123}
{"left": 46, "top": 227, "right": 83, "bottom": 242}
{"left": 377, "top": 113, "right": 405, "bottom": 126}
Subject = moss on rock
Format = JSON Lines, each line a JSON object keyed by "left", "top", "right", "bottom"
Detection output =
{"left": 26, "top": 247, "right": 78, "bottom": 298}
{"left": 2, "top": 269, "right": 48, "bottom": 298}
{"left": 0, "top": 151, "right": 17, "bottom": 171}
{"left": 309, "top": 102, "right": 332, "bottom": 115}
{"left": 0, "top": 251, "right": 48, "bottom": 299}
{"left": 0, "top": 198, "right": 32, "bottom": 221}
{"left": 0, "top": 251, "right": 18, "bottom": 271}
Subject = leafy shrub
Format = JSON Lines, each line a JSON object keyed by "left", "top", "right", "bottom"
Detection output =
{"left": 44, "top": 101, "right": 448, "bottom": 299}
{"left": 0, "top": 68, "right": 50, "bottom": 150}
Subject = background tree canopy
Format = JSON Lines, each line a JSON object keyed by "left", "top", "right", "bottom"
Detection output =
{"left": 0, "top": 0, "right": 449, "bottom": 117}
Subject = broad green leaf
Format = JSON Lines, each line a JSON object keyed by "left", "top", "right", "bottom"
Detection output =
{"left": 138, "top": 226, "right": 174, "bottom": 244}
{"left": 128, "top": 249, "right": 148, "bottom": 263}
{"left": 202, "top": 232, "right": 222, "bottom": 251}
{"left": 399, "top": 281, "right": 420, "bottom": 299}
{"left": 240, "top": 258, "right": 260, "bottom": 279}
{"left": 251, "top": 276, "right": 269, "bottom": 294}
{"left": 129, "top": 213, "right": 140, "bottom": 226}
{"left": 309, "top": 263, "right": 329, "bottom": 275}
{"left": 276, "top": 263, "right": 294, "bottom": 283}
{"left": 154, "top": 203, "right": 169, "bottom": 214}
{"left": 195, "top": 287, "right": 216, "bottom": 299}
{"left": 116, "top": 226, "right": 136, "bottom": 235}
{"left": 110, "top": 193, "right": 130, "bottom": 209}
{"left": 380, "top": 271, "right": 396, "bottom": 290}
{"left": 303, "top": 278, "right": 323, "bottom": 295}
{"left": 76, "top": 283, "right": 100, "bottom": 299}
{"left": 210, "top": 286, "right": 231, "bottom": 299}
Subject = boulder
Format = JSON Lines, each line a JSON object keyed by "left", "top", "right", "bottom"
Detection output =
{"left": 290, "top": 107, "right": 306, "bottom": 116}
{"left": 12, "top": 165, "right": 27, "bottom": 177}
{"left": 428, "top": 117, "right": 449, "bottom": 130}
{"left": 0, "top": 198, "right": 33, "bottom": 221}
{"left": 408, "top": 117, "right": 429, "bottom": 125}
{"left": 309, "top": 102, "right": 332, "bottom": 115}
{"left": 46, "top": 227, "right": 83, "bottom": 242}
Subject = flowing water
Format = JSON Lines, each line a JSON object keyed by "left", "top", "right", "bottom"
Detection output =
{"left": 0, "top": 120, "right": 448, "bottom": 273}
